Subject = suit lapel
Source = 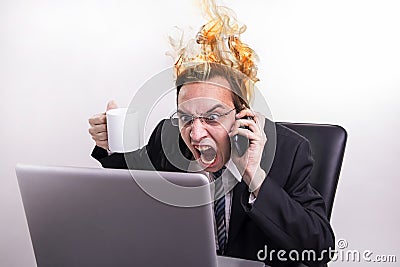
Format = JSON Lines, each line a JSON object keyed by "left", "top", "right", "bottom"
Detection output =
{"left": 227, "top": 181, "right": 247, "bottom": 248}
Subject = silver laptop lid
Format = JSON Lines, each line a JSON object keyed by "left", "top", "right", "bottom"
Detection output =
{"left": 16, "top": 164, "right": 217, "bottom": 267}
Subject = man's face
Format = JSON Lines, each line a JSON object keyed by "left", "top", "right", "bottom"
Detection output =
{"left": 177, "top": 76, "right": 236, "bottom": 172}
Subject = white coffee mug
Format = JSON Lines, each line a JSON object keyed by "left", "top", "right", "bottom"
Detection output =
{"left": 106, "top": 108, "right": 140, "bottom": 153}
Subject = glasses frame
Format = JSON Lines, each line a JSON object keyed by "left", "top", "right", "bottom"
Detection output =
{"left": 170, "top": 108, "right": 236, "bottom": 127}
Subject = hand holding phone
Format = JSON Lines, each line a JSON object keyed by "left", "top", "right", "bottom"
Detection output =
{"left": 232, "top": 116, "right": 252, "bottom": 157}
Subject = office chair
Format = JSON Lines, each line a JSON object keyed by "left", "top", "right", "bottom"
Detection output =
{"left": 279, "top": 122, "right": 347, "bottom": 221}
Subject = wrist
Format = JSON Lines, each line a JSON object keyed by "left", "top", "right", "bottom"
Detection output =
{"left": 244, "top": 167, "right": 265, "bottom": 193}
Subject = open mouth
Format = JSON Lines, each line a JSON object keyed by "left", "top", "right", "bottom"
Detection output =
{"left": 194, "top": 145, "right": 217, "bottom": 165}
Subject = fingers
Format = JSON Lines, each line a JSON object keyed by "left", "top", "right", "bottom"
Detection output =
{"left": 229, "top": 125, "right": 260, "bottom": 141}
{"left": 88, "top": 122, "right": 109, "bottom": 150}
{"left": 106, "top": 100, "right": 118, "bottom": 111}
{"left": 88, "top": 124, "right": 107, "bottom": 139}
{"left": 229, "top": 109, "right": 267, "bottom": 146}
{"left": 89, "top": 99, "right": 118, "bottom": 126}
{"left": 236, "top": 109, "right": 267, "bottom": 124}
{"left": 229, "top": 117, "right": 260, "bottom": 138}
{"left": 235, "top": 108, "right": 266, "bottom": 130}
{"left": 88, "top": 113, "right": 106, "bottom": 126}
{"left": 236, "top": 108, "right": 256, "bottom": 121}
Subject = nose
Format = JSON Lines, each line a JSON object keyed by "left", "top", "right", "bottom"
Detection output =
{"left": 189, "top": 118, "right": 208, "bottom": 141}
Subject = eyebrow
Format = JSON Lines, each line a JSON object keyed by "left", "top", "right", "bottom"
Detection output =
{"left": 177, "top": 104, "right": 226, "bottom": 115}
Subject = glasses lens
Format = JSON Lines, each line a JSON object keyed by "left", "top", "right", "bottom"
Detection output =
{"left": 178, "top": 114, "right": 194, "bottom": 127}
{"left": 171, "top": 118, "right": 179, "bottom": 126}
{"left": 170, "top": 113, "right": 179, "bottom": 126}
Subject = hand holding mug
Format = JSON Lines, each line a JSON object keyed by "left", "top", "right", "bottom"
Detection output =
{"left": 88, "top": 100, "right": 118, "bottom": 151}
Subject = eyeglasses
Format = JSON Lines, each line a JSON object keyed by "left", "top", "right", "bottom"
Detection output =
{"left": 170, "top": 108, "right": 236, "bottom": 127}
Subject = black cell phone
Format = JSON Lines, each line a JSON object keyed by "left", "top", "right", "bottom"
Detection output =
{"left": 232, "top": 116, "right": 252, "bottom": 157}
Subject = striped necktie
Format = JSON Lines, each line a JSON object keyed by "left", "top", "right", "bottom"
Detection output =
{"left": 212, "top": 168, "right": 226, "bottom": 255}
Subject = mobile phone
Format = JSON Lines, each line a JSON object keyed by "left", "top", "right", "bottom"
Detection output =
{"left": 232, "top": 116, "right": 252, "bottom": 157}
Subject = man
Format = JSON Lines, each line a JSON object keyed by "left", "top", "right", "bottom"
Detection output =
{"left": 88, "top": 62, "right": 334, "bottom": 267}
{"left": 89, "top": 2, "right": 334, "bottom": 264}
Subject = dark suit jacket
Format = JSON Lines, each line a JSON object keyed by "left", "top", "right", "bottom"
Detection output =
{"left": 91, "top": 119, "right": 334, "bottom": 267}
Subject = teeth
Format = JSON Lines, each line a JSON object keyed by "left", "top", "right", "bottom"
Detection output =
{"left": 196, "top": 145, "right": 212, "bottom": 151}
{"left": 201, "top": 155, "right": 216, "bottom": 165}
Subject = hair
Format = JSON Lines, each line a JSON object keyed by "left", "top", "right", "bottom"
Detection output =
{"left": 175, "top": 62, "right": 253, "bottom": 111}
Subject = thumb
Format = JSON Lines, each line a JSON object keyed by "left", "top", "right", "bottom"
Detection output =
{"left": 106, "top": 100, "right": 118, "bottom": 111}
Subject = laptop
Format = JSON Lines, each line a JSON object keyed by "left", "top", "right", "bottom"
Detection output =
{"left": 16, "top": 164, "right": 265, "bottom": 267}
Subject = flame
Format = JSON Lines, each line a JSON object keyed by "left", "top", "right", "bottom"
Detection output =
{"left": 168, "top": 0, "right": 259, "bottom": 102}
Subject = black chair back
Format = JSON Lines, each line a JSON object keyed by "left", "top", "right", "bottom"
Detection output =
{"left": 279, "top": 122, "right": 347, "bottom": 220}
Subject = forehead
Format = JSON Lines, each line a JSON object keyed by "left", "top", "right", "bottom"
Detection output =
{"left": 177, "top": 76, "right": 233, "bottom": 107}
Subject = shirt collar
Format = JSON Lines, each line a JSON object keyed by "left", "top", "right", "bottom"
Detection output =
{"left": 224, "top": 159, "right": 242, "bottom": 182}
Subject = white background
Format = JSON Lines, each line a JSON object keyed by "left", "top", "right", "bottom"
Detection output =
{"left": 1, "top": 0, "right": 399, "bottom": 266}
